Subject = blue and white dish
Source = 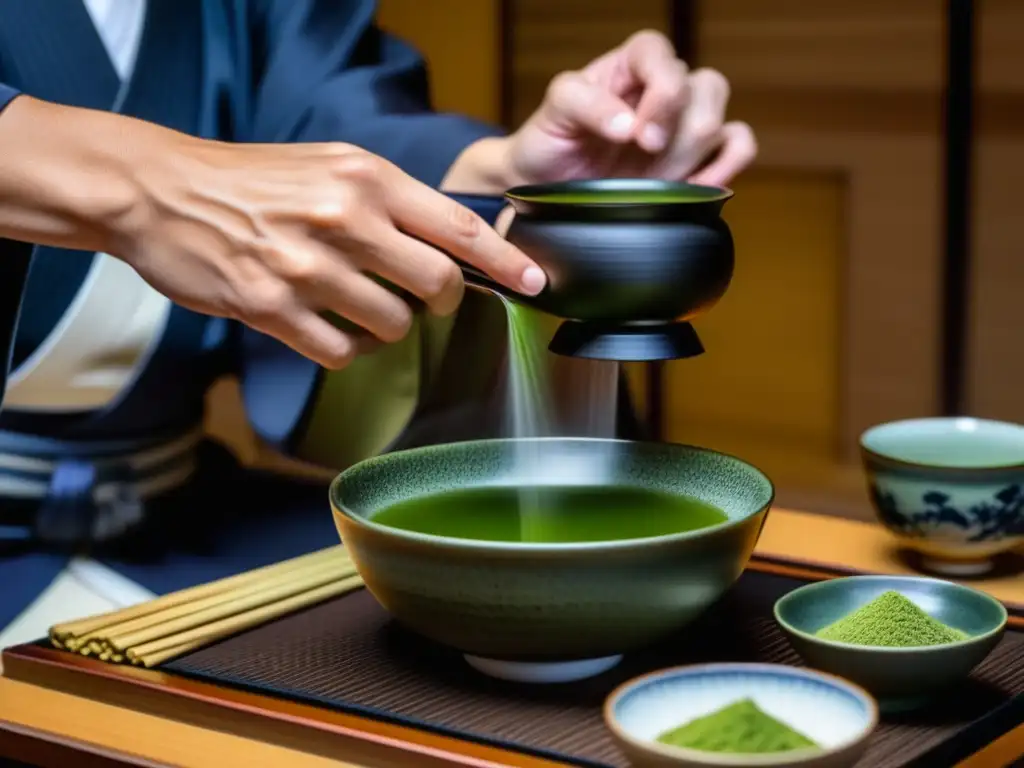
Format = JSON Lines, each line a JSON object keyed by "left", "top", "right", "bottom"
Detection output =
{"left": 860, "top": 417, "right": 1024, "bottom": 576}
{"left": 604, "top": 663, "right": 876, "bottom": 767}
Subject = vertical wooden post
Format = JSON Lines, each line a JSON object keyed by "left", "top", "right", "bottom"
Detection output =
{"left": 940, "top": 0, "right": 976, "bottom": 416}
{"left": 651, "top": 0, "right": 699, "bottom": 442}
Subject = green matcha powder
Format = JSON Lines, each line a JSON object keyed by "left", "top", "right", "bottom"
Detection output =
{"left": 657, "top": 698, "right": 819, "bottom": 754}
{"left": 814, "top": 590, "right": 967, "bottom": 647}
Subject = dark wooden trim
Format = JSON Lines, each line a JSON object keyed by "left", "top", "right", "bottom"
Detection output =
{"left": 0, "top": 724, "right": 161, "bottom": 768}
{"left": 752, "top": 550, "right": 1024, "bottom": 628}
{"left": 669, "top": 0, "right": 698, "bottom": 62}
{"left": 649, "top": 0, "right": 701, "bottom": 442}
{"left": 939, "top": 0, "right": 977, "bottom": 416}
{"left": 1, "top": 646, "right": 574, "bottom": 768}
{"left": 498, "top": 0, "right": 516, "bottom": 130}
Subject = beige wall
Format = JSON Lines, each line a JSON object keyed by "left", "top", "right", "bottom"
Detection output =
{"left": 680, "top": 0, "right": 946, "bottom": 518}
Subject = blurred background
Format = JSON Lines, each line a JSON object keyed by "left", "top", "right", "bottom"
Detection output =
{"left": 206, "top": 0, "right": 1023, "bottom": 523}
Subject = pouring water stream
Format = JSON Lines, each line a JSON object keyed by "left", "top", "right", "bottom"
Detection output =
{"left": 498, "top": 297, "right": 620, "bottom": 541}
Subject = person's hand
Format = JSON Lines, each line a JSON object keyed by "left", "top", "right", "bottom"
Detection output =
{"left": 505, "top": 30, "right": 757, "bottom": 188}
{"left": 117, "top": 132, "right": 546, "bottom": 370}
{"left": 0, "top": 97, "right": 545, "bottom": 371}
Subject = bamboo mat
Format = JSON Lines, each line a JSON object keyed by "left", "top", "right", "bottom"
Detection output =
{"left": 48, "top": 546, "right": 362, "bottom": 667}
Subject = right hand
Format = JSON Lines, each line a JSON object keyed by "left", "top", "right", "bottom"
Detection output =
{"left": 118, "top": 135, "right": 546, "bottom": 369}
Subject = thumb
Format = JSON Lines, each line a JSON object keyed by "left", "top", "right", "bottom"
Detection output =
{"left": 540, "top": 71, "right": 637, "bottom": 143}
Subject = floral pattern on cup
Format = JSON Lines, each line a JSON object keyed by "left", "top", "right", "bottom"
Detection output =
{"left": 870, "top": 482, "right": 1024, "bottom": 543}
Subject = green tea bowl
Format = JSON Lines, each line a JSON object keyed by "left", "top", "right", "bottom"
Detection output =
{"left": 331, "top": 437, "right": 774, "bottom": 684}
{"left": 774, "top": 575, "right": 1007, "bottom": 712}
{"left": 860, "top": 417, "right": 1024, "bottom": 576}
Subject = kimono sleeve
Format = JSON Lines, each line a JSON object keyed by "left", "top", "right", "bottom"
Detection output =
{"left": 245, "top": 0, "right": 503, "bottom": 183}
{"left": 0, "top": 84, "right": 33, "bottom": 413}
{"left": 238, "top": 0, "right": 510, "bottom": 459}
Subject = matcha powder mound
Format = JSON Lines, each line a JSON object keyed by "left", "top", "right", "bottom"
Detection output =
{"left": 656, "top": 698, "right": 819, "bottom": 754}
{"left": 814, "top": 590, "right": 968, "bottom": 647}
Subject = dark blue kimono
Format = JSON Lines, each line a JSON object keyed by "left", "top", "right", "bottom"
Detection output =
{"left": 0, "top": 0, "right": 511, "bottom": 629}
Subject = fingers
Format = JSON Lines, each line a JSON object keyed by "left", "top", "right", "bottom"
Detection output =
{"left": 381, "top": 170, "right": 546, "bottom": 297}
{"left": 257, "top": 304, "right": 358, "bottom": 370}
{"left": 643, "top": 67, "right": 751, "bottom": 184}
{"left": 313, "top": 266, "right": 414, "bottom": 344}
{"left": 542, "top": 70, "right": 638, "bottom": 143}
{"left": 620, "top": 31, "right": 690, "bottom": 153}
{"left": 495, "top": 205, "right": 516, "bottom": 237}
{"left": 683, "top": 69, "right": 731, "bottom": 144}
{"left": 355, "top": 222, "right": 466, "bottom": 317}
{"left": 292, "top": 237, "right": 415, "bottom": 343}
{"left": 688, "top": 121, "right": 758, "bottom": 187}
{"left": 663, "top": 68, "right": 731, "bottom": 176}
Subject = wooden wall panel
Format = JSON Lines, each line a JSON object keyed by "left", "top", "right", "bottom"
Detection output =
{"left": 667, "top": 170, "right": 844, "bottom": 469}
{"left": 687, "top": 0, "right": 945, "bottom": 519}
{"left": 508, "top": 0, "right": 670, "bottom": 127}
{"left": 376, "top": 0, "right": 502, "bottom": 123}
{"left": 698, "top": 0, "right": 942, "bottom": 92}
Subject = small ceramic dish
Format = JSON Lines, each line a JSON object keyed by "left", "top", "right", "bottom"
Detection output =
{"left": 859, "top": 416, "right": 1024, "bottom": 576}
{"left": 604, "top": 663, "right": 876, "bottom": 768}
{"left": 774, "top": 575, "right": 1007, "bottom": 712}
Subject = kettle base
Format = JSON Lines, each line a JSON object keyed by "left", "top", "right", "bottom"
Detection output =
{"left": 547, "top": 320, "right": 704, "bottom": 362}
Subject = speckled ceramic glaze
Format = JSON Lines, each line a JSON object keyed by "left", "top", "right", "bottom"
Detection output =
{"left": 330, "top": 438, "right": 773, "bottom": 666}
{"left": 604, "top": 663, "right": 876, "bottom": 768}
{"left": 774, "top": 576, "right": 1007, "bottom": 712}
{"left": 860, "top": 417, "right": 1024, "bottom": 575}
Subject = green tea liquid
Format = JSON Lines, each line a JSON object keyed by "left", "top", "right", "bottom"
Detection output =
{"left": 371, "top": 485, "right": 728, "bottom": 543}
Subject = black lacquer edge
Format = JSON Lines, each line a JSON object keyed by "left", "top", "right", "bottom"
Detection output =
{"left": 504, "top": 180, "right": 731, "bottom": 223}
{"left": 548, "top": 321, "right": 705, "bottom": 362}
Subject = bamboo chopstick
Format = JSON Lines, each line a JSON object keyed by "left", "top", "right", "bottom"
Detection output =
{"left": 51, "top": 546, "right": 346, "bottom": 641}
{"left": 130, "top": 575, "right": 364, "bottom": 667}
{"left": 58, "top": 548, "right": 353, "bottom": 653}
{"left": 108, "top": 558, "right": 357, "bottom": 650}
{"left": 48, "top": 545, "right": 364, "bottom": 667}
{"left": 95, "top": 554, "right": 354, "bottom": 649}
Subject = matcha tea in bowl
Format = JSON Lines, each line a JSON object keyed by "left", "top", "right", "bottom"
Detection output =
{"left": 604, "top": 663, "right": 876, "bottom": 768}
{"left": 330, "top": 437, "right": 774, "bottom": 684}
{"left": 859, "top": 417, "right": 1024, "bottom": 576}
{"left": 774, "top": 575, "right": 1007, "bottom": 712}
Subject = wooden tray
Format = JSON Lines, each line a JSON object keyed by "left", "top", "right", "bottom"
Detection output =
{"left": 4, "top": 554, "right": 1024, "bottom": 768}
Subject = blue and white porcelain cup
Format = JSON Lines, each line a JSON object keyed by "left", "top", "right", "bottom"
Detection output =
{"left": 860, "top": 417, "right": 1024, "bottom": 576}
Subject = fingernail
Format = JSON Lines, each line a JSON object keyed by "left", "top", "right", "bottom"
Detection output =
{"left": 606, "top": 112, "right": 635, "bottom": 140}
{"left": 521, "top": 266, "right": 547, "bottom": 296}
{"left": 640, "top": 123, "right": 668, "bottom": 152}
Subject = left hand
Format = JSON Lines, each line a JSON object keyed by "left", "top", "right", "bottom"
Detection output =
{"left": 505, "top": 30, "right": 757, "bottom": 188}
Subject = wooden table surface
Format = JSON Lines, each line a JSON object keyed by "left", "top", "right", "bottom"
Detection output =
{"left": 2, "top": 507, "right": 1023, "bottom": 768}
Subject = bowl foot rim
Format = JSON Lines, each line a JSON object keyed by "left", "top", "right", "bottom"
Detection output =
{"left": 919, "top": 555, "right": 995, "bottom": 577}
{"left": 463, "top": 654, "right": 623, "bottom": 683}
